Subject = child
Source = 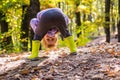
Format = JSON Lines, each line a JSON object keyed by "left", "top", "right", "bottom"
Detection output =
{"left": 28, "top": 8, "right": 77, "bottom": 60}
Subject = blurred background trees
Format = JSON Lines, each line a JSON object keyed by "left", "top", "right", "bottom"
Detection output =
{"left": 0, "top": 0, "right": 120, "bottom": 54}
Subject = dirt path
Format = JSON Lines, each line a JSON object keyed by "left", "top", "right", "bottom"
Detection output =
{"left": 0, "top": 36, "right": 120, "bottom": 80}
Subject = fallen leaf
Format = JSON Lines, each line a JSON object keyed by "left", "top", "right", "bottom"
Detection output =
{"left": 20, "top": 69, "right": 30, "bottom": 75}
{"left": 95, "top": 64, "right": 101, "bottom": 68}
{"left": 59, "top": 52, "right": 68, "bottom": 58}
{"left": 107, "top": 71, "right": 116, "bottom": 77}
{"left": 106, "top": 48, "right": 115, "bottom": 54}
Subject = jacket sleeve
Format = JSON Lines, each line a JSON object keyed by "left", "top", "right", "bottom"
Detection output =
{"left": 30, "top": 18, "right": 39, "bottom": 33}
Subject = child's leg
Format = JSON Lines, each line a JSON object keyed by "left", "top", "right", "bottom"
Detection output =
{"left": 58, "top": 25, "right": 77, "bottom": 54}
{"left": 28, "top": 24, "right": 49, "bottom": 60}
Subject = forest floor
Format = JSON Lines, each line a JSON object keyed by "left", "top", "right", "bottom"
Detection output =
{"left": 0, "top": 35, "right": 120, "bottom": 80}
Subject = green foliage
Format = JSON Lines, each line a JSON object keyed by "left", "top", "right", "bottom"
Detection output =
{"left": 0, "top": 0, "right": 29, "bottom": 53}
{"left": 76, "top": 21, "right": 97, "bottom": 46}
{"left": 40, "top": 0, "right": 59, "bottom": 9}
{"left": 0, "top": 32, "right": 12, "bottom": 54}
{"left": 0, "top": 0, "right": 119, "bottom": 53}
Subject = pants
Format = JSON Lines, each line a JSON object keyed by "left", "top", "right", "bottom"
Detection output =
{"left": 33, "top": 9, "right": 71, "bottom": 40}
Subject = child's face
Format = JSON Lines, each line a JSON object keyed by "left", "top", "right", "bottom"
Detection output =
{"left": 44, "top": 33, "right": 57, "bottom": 45}
{"left": 41, "top": 28, "right": 58, "bottom": 48}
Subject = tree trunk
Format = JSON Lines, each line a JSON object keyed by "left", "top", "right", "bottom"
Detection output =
{"left": 117, "top": 0, "right": 120, "bottom": 42}
{"left": 104, "top": 0, "right": 111, "bottom": 43}
{"left": 21, "top": 0, "right": 40, "bottom": 51}
{"left": 75, "top": 1, "right": 81, "bottom": 38}
{"left": 0, "top": 12, "right": 11, "bottom": 48}
{"left": 21, "top": 5, "right": 29, "bottom": 51}
{"left": 111, "top": 1, "right": 116, "bottom": 35}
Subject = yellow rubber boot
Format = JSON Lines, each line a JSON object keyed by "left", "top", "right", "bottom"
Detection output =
{"left": 64, "top": 36, "right": 77, "bottom": 55}
{"left": 28, "top": 40, "right": 40, "bottom": 60}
